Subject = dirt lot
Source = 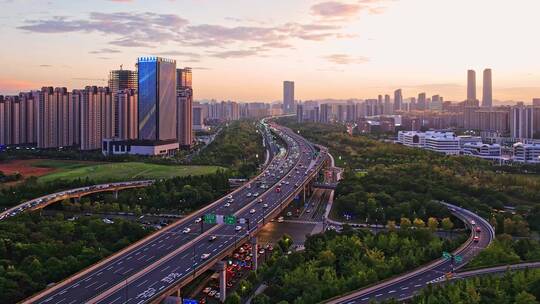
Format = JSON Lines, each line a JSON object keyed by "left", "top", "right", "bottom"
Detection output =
{"left": 0, "top": 159, "right": 57, "bottom": 178}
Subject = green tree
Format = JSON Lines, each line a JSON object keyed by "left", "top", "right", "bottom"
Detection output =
{"left": 224, "top": 292, "right": 241, "bottom": 304}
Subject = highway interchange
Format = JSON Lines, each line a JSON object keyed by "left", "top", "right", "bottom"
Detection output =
{"left": 24, "top": 121, "right": 328, "bottom": 304}
{"left": 15, "top": 119, "right": 533, "bottom": 304}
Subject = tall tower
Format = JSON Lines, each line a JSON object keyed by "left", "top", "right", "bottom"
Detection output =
{"left": 177, "top": 67, "right": 193, "bottom": 148}
{"left": 137, "top": 57, "right": 177, "bottom": 141}
{"left": 283, "top": 81, "right": 295, "bottom": 114}
{"left": 482, "top": 68, "right": 492, "bottom": 107}
{"left": 467, "top": 69, "right": 476, "bottom": 101}
{"left": 393, "top": 89, "right": 402, "bottom": 112}
{"left": 417, "top": 92, "right": 426, "bottom": 110}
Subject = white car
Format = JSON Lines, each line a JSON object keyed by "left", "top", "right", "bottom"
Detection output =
{"left": 227, "top": 194, "right": 233, "bottom": 199}
{"left": 250, "top": 209, "right": 256, "bottom": 214}
{"left": 253, "top": 193, "right": 259, "bottom": 197}
{"left": 258, "top": 198, "right": 263, "bottom": 203}
{"left": 247, "top": 193, "right": 252, "bottom": 197}
{"left": 183, "top": 228, "right": 191, "bottom": 234}
{"left": 224, "top": 203, "right": 231, "bottom": 207}
{"left": 195, "top": 217, "right": 202, "bottom": 223}
{"left": 201, "top": 253, "right": 210, "bottom": 259}
{"left": 263, "top": 204, "right": 268, "bottom": 208}
{"left": 235, "top": 225, "right": 242, "bottom": 231}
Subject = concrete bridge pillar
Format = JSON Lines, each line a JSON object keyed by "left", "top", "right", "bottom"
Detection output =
{"left": 213, "top": 261, "right": 226, "bottom": 302}
{"left": 251, "top": 237, "right": 258, "bottom": 271}
{"left": 113, "top": 190, "right": 119, "bottom": 200}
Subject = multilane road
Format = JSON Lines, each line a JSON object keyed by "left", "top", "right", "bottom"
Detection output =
{"left": 326, "top": 202, "right": 495, "bottom": 304}
{"left": 24, "top": 122, "right": 328, "bottom": 304}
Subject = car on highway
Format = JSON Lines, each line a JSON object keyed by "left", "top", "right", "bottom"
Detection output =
{"left": 473, "top": 236, "right": 480, "bottom": 242}
{"left": 249, "top": 209, "right": 256, "bottom": 214}
{"left": 306, "top": 209, "right": 311, "bottom": 213}
{"left": 475, "top": 226, "right": 481, "bottom": 233}
{"left": 263, "top": 204, "right": 268, "bottom": 208}
{"left": 201, "top": 253, "right": 211, "bottom": 259}
{"left": 195, "top": 217, "right": 202, "bottom": 223}
{"left": 471, "top": 220, "right": 476, "bottom": 225}
{"left": 258, "top": 198, "right": 263, "bottom": 203}
{"left": 183, "top": 227, "right": 191, "bottom": 234}
{"left": 227, "top": 194, "right": 233, "bottom": 199}
{"left": 246, "top": 193, "right": 252, "bottom": 197}
{"left": 235, "top": 225, "right": 242, "bottom": 231}
{"left": 277, "top": 216, "right": 284, "bottom": 223}
{"left": 224, "top": 203, "right": 231, "bottom": 207}
{"left": 253, "top": 192, "right": 259, "bottom": 197}
{"left": 209, "top": 235, "right": 217, "bottom": 242}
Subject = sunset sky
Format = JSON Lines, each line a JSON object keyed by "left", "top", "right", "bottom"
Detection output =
{"left": 1, "top": 0, "right": 540, "bottom": 103}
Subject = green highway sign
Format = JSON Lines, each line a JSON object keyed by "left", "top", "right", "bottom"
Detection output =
{"left": 454, "top": 255, "right": 463, "bottom": 263}
{"left": 204, "top": 213, "right": 216, "bottom": 224}
{"left": 224, "top": 215, "right": 237, "bottom": 225}
{"left": 442, "top": 252, "right": 451, "bottom": 259}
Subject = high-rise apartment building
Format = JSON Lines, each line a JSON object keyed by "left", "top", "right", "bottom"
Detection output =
{"left": 37, "top": 87, "right": 79, "bottom": 148}
{"left": 138, "top": 57, "right": 177, "bottom": 141}
{"left": 296, "top": 104, "right": 304, "bottom": 123}
{"left": 116, "top": 89, "right": 138, "bottom": 140}
{"left": 80, "top": 86, "right": 113, "bottom": 150}
{"left": 467, "top": 69, "right": 476, "bottom": 101}
{"left": 482, "top": 68, "right": 492, "bottom": 107}
{"left": 510, "top": 104, "right": 534, "bottom": 139}
{"left": 320, "top": 103, "right": 331, "bottom": 123}
{"left": 283, "top": 81, "right": 295, "bottom": 114}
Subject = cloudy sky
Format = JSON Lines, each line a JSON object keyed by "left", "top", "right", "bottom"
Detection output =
{"left": 1, "top": 0, "right": 540, "bottom": 102}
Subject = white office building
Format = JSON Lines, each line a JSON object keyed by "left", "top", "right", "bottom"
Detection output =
{"left": 513, "top": 142, "right": 540, "bottom": 164}
{"left": 424, "top": 133, "right": 461, "bottom": 155}
{"left": 397, "top": 130, "right": 427, "bottom": 148}
{"left": 462, "top": 142, "right": 502, "bottom": 160}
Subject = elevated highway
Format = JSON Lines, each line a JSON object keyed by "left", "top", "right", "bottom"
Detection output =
{"left": 0, "top": 180, "right": 154, "bottom": 221}
{"left": 325, "top": 202, "right": 495, "bottom": 304}
{"left": 23, "top": 122, "right": 329, "bottom": 304}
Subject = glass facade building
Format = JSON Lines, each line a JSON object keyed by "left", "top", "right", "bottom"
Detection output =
{"left": 138, "top": 57, "right": 177, "bottom": 141}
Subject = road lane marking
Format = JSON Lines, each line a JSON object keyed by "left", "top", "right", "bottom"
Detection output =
{"left": 160, "top": 266, "right": 171, "bottom": 273}
{"left": 86, "top": 281, "right": 99, "bottom": 289}
{"left": 95, "top": 282, "right": 108, "bottom": 291}
{"left": 136, "top": 279, "right": 149, "bottom": 287}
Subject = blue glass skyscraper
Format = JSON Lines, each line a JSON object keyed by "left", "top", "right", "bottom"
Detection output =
{"left": 137, "top": 57, "right": 177, "bottom": 141}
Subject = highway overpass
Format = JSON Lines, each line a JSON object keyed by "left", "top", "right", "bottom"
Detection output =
{"left": 23, "top": 121, "right": 329, "bottom": 304}
{"left": 0, "top": 180, "right": 154, "bottom": 222}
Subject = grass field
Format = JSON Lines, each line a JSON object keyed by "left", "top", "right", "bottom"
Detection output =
{"left": 36, "top": 162, "right": 224, "bottom": 183}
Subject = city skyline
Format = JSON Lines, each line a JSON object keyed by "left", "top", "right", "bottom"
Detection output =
{"left": 1, "top": 0, "right": 540, "bottom": 102}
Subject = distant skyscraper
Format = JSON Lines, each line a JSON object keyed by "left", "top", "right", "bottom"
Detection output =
{"left": 482, "top": 68, "right": 492, "bottom": 107}
{"left": 384, "top": 94, "right": 391, "bottom": 114}
{"left": 283, "top": 81, "right": 295, "bottom": 114}
{"left": 296, "top": 104, "right": 304, "bottom": 123}
{"left": 467, "top": 69, "right": 477, "bottom": 101}
{"left": 394, "top": 89, "right": 403, "bottom": 112}
{"left": 138, "top": 57, "right": 177, "bottom": 141}
{"left": 431, "top": 95, "right": 442, "bottom": 111}
{"left": 108, "top": 67, "right": 137, "bottom": 93}
{"left": 417, "top": 93, "right": 427, "bottom": 110}
{"left": 533, "top": 98, "right": 540, "bottom": 107}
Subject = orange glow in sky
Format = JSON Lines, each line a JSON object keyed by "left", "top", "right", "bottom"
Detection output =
{"left": 1, "top": 0, "right": 540, "bottom": 103}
